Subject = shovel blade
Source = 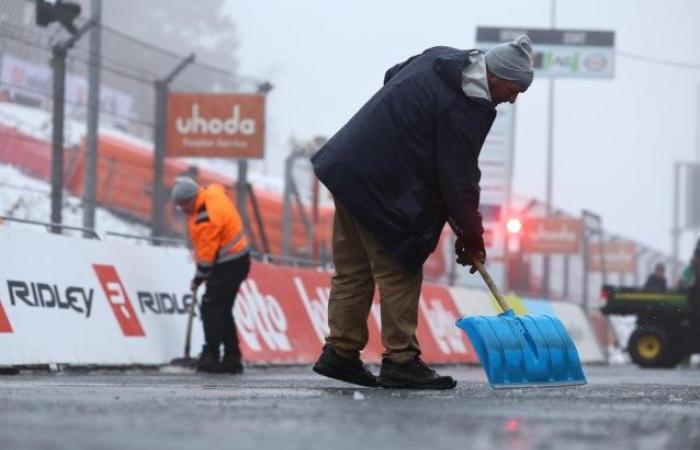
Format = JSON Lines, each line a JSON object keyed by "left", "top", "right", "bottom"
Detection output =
{"left": 456, "top": 310, "right": 586, "bottom": 389}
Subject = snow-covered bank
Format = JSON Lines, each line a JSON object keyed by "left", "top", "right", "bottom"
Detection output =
{"left": 0, "top": 163, "right": 150, "bottom": 241}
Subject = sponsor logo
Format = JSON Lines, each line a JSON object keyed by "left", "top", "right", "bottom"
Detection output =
{"left": 588, "top": 242, "right": 637, "bottom": 273}
{"left": 167, "top": 93, "right": 264, "bottom": 158}
{"left": 92, "top": 265, "right": 145, "bottom": 337}
{"left": 0, "top": 299, "right": 12, "bottom": 333}
{"left": 175, "top": 103, "right": 256, "bottom": 136}
{"left": 294, "top": 277, "right": 330, "bottom": 343}
{"left": 137, "top": 291, "right": 194, "bottom": 315}
{"left": 234, "top": 279, "right": 291, "bottom": 352}
{"left": 6, "top": 280, "right": 93, "bottom": 318}
{"left": 532, "top": 224, "right": 578, "bottom": 244}
{"left": 419, "top": 296, "right": 468, "bottom": 355}
{"left": 522, "top": 218, "right": 582, "bottom": 254}
{"left": 583, "top": 54, "right": 608, "bottom": 72}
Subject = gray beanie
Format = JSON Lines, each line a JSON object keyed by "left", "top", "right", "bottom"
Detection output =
{"left": 171, "top": 176, "right": 200, "bottom": 202}
{"left": 484, "top": 35, "right": 534, "bottom": 89}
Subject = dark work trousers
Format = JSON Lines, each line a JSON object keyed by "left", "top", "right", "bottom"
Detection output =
{"left": 200, "top": 254, "right": 251, "bottom": 357}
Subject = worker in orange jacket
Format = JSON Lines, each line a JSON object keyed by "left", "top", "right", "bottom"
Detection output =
{"left": 171, "top": 176, "right": 250, "bottom": 374}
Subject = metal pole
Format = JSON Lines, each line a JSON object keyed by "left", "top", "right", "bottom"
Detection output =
{"left": 83, "top": 0, "right": 102, "bottom": 236}
{"left": 634, "top": 246, "right": 646, "bottom": 286}
{"left": 696, "top": 84, "right": 700, "bottom": 161}
{"left": 49, "top": 20, "right": 96, "bottom": 234}
{"left": 543, "top": 0, "right": 557, "bottom": 298}
{"left": 582, "top": 227, "right": 589, "bottom": 308}
{"left": 311, "top": 175, "right": 320, "bottom": 259}
{"left": 151, "top": 80, "right": 167, "bottom": 238}
{"left": 232, "top": 82, "right": 272, "bottom": 246}
{"left": 236, "top": 159, "right": 252, "bottom": 240}
{"left": 50, "top": 46, "right": 67, "bottom": 234}
{"left": 672, "top": 162, "right": 681, "bottom": 280}
{"left": 503, "top": 104, "right": 517, "bottom": 293}
{"left": 563, "top": 254, "right": 570, "bottom": 298}
{"left": 151, "top": 54, "right": 195, "bottom": 239}
{"left": 282, "top": 153, "right": 294, "bottom": 257}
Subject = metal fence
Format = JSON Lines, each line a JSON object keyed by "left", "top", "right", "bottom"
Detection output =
{"left": 502, "top": 196, "right": 681, "bottom": 308}
{"left": 0, "top": 0, "right": 265, "bottom": 236}
{"left": 0, "top": 0, "right": 683, "bottom": 305}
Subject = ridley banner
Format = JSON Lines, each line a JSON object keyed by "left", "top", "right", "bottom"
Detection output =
{"left": 0, "top": 228, "right": 603, "bottom": 366}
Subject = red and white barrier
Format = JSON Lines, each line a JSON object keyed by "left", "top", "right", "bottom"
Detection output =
{"left": 0, "top": 227, "right": 603, "bottom": 366}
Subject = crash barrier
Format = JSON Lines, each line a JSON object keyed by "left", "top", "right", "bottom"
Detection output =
{"left": 0, "top": 119, "right": 334, "bottom": 256}
{"left": 0, "top": 227, "right": 605, "bottom": 366}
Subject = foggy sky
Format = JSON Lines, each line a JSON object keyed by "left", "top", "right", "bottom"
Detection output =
{"left": 225, "top": 0, "right": 700, "bottom": 261}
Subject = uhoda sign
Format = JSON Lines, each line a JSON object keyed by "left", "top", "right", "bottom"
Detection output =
{"left": 520, "top": 218, "right": 583, "bottom": 254}
{"left": 166, "top": 93, "right": 265, "bottom": 158}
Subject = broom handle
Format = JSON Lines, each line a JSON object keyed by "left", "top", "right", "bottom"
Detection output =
{"left": 472, "top": 260, "right": 512, "bottom": 313}
{"left": 184, "top": 288, "right": 197, "bottom": 358}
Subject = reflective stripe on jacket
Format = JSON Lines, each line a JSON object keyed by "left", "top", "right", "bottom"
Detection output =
{"left": 187, "top": 183, "right": 248, "bottom": 279}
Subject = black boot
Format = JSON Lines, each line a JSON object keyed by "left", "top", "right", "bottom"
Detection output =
{"left": 378, "top": 357, "right": 456, "bottom": 390}
{"left": 313, "top": 345, "right": 377, "bottom": 387}
{"left": 221, "top": 354, "right": 244, "bottom": 375}
{"left": 196, "top": 347, "right": 222, "bottom": 373}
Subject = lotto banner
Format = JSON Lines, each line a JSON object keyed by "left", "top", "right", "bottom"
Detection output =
{"left": 0, "top": 228, "right": 474, "bottom": 366}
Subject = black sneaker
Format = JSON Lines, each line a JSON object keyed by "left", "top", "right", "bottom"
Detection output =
{"left": 378, "top": 357, "right": 457, "bottom": 390}
{"left": 312, "top": 345, "right": 377, "bottom": 387}
{"left": 196, "top": 348, "right": 222, "bottom": 373}
{"left": 221, "top": 354, "right": 244, "bottom": 375}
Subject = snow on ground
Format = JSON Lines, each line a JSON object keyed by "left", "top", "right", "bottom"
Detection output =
{"left": 0, "top": 102, "right": 83, "bottom": 147}
{"left": 0, "top": 163, "right": 150, "bottom": 242}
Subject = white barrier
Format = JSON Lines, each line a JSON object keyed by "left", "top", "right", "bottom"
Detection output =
{"left": 0, "top": 228, "right": 201, "bottom": 365}
{"left": 0, "top": 227, "right": 605, "bottom": 366}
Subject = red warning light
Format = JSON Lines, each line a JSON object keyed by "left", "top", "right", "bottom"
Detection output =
{"left": 506, "top": 218, "right": 522, "bottom": 234}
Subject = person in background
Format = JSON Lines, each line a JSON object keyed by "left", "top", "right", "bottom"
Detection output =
{"left": 678, "top": 239, "right": 700, "bottom": 290}
{"left": 643, "top": 263, "right": 667, "bottom": 292}
{"left": 171, "top": 176, "right": 250, "bottom": 374}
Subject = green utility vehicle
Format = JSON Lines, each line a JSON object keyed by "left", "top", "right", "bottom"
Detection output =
{"left": 601, "top": 286, "right": 699, "bottom": 368}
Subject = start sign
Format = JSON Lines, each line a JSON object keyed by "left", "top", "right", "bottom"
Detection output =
{"left": 166, "top": 93, "right": 265, "bottom": 158}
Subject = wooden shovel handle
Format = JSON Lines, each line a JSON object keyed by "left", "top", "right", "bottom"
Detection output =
{"left": 183, "top": 288, "right": 197, "bottom": 358}
{"left": 472, "top": 259, "right": 512, "bottom": 314}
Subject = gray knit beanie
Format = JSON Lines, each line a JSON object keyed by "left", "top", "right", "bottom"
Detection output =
{"left": 171, "top": 176, "right": 200, "bottom": 202}
{"left": 484, "top": 35, "right": 534, "bottom": 89}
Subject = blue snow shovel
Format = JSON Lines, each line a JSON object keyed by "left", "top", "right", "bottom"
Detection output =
{"left": 455, "top": 260, "right": 587, "bottom": 389}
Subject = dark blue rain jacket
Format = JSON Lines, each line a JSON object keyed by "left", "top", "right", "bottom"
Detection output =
{"left": 312, "top": 46, "right": 496, "bottom": 271}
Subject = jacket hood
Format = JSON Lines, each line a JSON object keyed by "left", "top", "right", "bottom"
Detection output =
{"left": 433, "top": 49, "right": 488, "bottom": 100}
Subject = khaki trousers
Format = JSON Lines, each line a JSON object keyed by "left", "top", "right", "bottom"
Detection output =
{"left": 326, "top": 201, "right": 422, "bottom": 364}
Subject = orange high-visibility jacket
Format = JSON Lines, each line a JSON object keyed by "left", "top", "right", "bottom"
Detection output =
{"left": 188, "top": 184, "right": 248, "bottom": 280}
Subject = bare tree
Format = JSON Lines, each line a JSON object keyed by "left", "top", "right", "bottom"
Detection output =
{"left": 77, "top": 0, "right": 238, "bottom": 70}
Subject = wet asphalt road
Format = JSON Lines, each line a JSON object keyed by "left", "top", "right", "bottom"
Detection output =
{"left": 1, "top": 365, "right": 699, "bottom": 450}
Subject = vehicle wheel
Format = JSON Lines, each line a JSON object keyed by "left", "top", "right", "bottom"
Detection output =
{"left": 628, "top": 326, "right": 679, "bottom": 368}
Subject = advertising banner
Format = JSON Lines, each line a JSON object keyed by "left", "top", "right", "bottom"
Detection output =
{"left": 588, "top": 241, "right": 637, "bottom": 273}
{"left": 0, "top": 228, "right": 604, "bottom": 366}
{"left": 0, "top": 53, "right": 134, "bottom": 120}
{"left": 0, "top": 228, "right": 476, "bottom": 365}
{"left": 520, "top": 217, "right": 582, "bottom": 254}
{"left": 166, "top": 93, "right": 265, "bottom": 158}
